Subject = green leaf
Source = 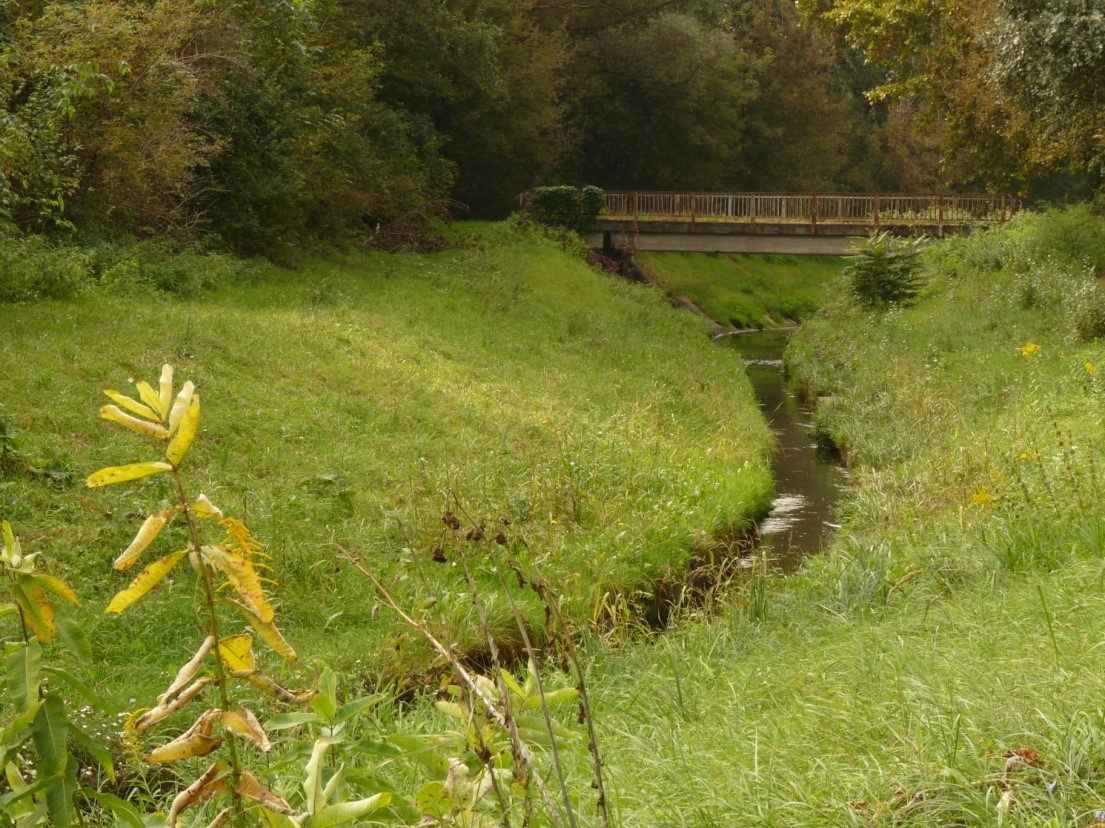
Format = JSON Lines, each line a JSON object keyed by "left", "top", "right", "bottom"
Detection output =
{"left": 1, "top": 699, "right": 43, "bottom": 747}
{"left": 304, "top": 739, "right": 329, "bottom": 816}
{"left": 42, "top": 666, "right": 113, "bottom": 713}
{"left": 6, "top": 640, "right": 42, "bottom": 712}
{"left": 334, "top": 694, "right": 384, "bottom": 724}
{"left": 0, "top": 602, "right": 18, "bottom": 619}
{"left": 69, "top": 722, "right": 116, "bottom": 782}
{"left": 311, "top": 667, "right": 338, "bottom": 721}
{"left": 43, "top": 756, "right": 78, "bottom": 827}
{"left": 523, "top": 687, "right": 579, "bottom": 709}
{"left": 414, "top": 781, "right": 450, "bottom": 819}
{"left": 31, "top": 692, "right": 73, "bottom": 825}
{"left": 85, "top": 791, "right": 145, "bottom": 828}
{"left": 264, "top": 712, "right": 324, "bottom": 731}
{"left": 54, "top": 613, "right": 93, "bottom": 662}
{"left": 30, "top": 692, "right": 68, "bottom": 778}
{"left": 0, "top": 770, "right": 59, "bottom": 808}
{"left": 307, "top": 794, "right": 392, "bottom": 828}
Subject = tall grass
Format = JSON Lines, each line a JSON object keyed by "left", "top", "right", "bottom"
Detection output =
{"left": 582, "top": 207, "right": 1105, "bottom": 827}
{"left": 0, "top": 222, "right": 773, "bottom": 703}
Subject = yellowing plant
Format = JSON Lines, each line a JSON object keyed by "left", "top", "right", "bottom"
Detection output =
{"left": 87, "top": 365, "right": 332, "bottom": 827}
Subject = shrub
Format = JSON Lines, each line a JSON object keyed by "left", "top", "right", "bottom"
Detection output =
{"left": 0, "top": 233, "right": 95, "bottom": 302}
{"left": 844, "top": 231, "right": 926, "bottom": 308}
{"left": 528, "top": 185, "right": 605, "bottom": 233}
{"left": 1067, "top": 279, "right": 1105, "bottom": 342}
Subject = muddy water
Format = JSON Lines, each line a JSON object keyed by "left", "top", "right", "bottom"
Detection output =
{"left": 723, "top": 328, "right": 847, "bottom": 571}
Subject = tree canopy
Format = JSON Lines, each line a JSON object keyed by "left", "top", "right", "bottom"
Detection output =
{"left": 1, "top": 0, "right": 1097, "bottom": 249}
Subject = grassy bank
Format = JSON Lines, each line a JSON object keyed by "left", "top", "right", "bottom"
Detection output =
{"left": 0, "top": 222, "right": 773, "bottom": 702}
{"left": 637, "top": 251, "right": 845, "bottom": 329}
{"left": 583, "top": 207, "right": 1105, "bottom": 826}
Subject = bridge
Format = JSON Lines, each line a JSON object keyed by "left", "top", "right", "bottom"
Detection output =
{"left": 588, "top": 191, "right": 1020, "bottom": 255}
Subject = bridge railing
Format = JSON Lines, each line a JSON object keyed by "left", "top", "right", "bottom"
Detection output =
{"left": 600, "top": 192, "right": 1019, "bottom": 227}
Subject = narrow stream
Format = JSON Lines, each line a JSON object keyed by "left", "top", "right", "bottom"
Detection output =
{"left": 723, "top": 328, "right": 847, "bottom": 571}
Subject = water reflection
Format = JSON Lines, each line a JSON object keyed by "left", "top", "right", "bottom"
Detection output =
{"left": 721, "top": 328, "right": 847, "bottom": 571}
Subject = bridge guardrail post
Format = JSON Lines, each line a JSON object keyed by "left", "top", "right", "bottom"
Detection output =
{"left": 811, "top": 194, "right": 818, "bottom": 234}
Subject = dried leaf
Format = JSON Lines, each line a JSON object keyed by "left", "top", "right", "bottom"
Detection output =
{"left": 221, "top": 707, "right": 271, "bottom": 752}
{"left": 167, "top": 761, "right": 227, "bottom": 828}
{"left": 230, "top": 670, "right": 316, "bottom": 705}
{"left": 114, "top": 505, "right": 179, "bottom": 570}
{"left": 237, "top": 772, "right": 295, "bottom": 815}
{"left": 204, "top": 808, "right": 233, "bottom": 828}
{"left": 107, "top": 550, "right": 188, "bottom": 614}
{"left": 135, "top": 677, "right": 212, "bottom": 733}
{"left": 100, "top": 405, "right": 169, "bottom": 440}
{"left": 146, "top": 709, "right": 222, "bottom": 763}
{"left": 158, "top": 636, "right": 215, "bottom": 705}
{"left": 87, "top": 461, "right": 173, "bottom": 488}
{"left": 192, "top": 494, "right": 223, "bottom": 520}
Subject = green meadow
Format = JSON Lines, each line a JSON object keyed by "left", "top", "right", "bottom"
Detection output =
{"left": 0, "top": 223, "right": 773, "bottom": 704}
{"left": 637, "top": 251, "right": 846, "bottom": 329}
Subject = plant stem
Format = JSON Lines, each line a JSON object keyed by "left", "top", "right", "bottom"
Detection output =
{"left": 174, "top": 471, "right": 247, "bottom": 828}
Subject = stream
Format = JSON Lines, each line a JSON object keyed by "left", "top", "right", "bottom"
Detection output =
{"left": 723, "top": 328, "right": 847, "bottom": 571}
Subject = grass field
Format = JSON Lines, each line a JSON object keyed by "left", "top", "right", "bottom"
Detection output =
{"left": 0, "top": 222, "right": 773, "bottom": 705}
{"left": 637, "top": 251, "right": 846, "bottom": 329}
{"left": 579, "top": 207, "right": 1105, "bottom": 826}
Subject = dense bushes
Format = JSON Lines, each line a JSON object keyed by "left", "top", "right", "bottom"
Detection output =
{"left": 0, "top": 234, "right": 259, "bottom": 302}
{"left": 527, "top": 185, "right": 605, "bottom": 233}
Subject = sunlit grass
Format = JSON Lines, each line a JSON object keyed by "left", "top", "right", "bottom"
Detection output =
{"left": 637, "top": 252, "right": 845, "bottom": 329}
{"left": 0, "top": 222, "right": 773, "bottom": 703}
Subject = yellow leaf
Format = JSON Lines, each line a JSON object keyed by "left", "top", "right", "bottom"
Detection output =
{"left": 146, "top": 709, "right": 221, "bottom": 763}
{"left": 236, "top": 772, "right": 295, "bottom": 815}
{"left": 191, "top": 494, "right": 223, "bottom": 520}
{"left": 12, "top": 576, "right": 56, "bottom": 643}
{"left": 158, "top": 636, "right": 215, "bottom": 705}
{"left": 220, "top": 707, "right": 271, "bottom": 752}
{"left": 107, "top": 550, "right": 188, "bottom": 614}
{"left": 230, "top": 670, "right": 316, "bottom": 705}
{"left": 158, "top": 365, "right": 174, "bottom": 419}
{"left": 32, "top": 575, "right": 79, "bottom": 606}
{"left": 168, "top": 381, "right": 195, "bottom": 435}
{"left": 217, "top": 634, "right": 255, "bottom": 672}
{"left": 86, "top": 461, "right": 173, "bottom": 488}
{"left": 115, "top": 505, "right": 179, "bottom": 570}
{"left": 136, "top": 381, "right": 163, "bottom": 415}
{"left": 167, "top": 761, "right": 227, "bottom": 828}
{"left": 166, "top": 396, "right": 200, "bottom": 468}
{"left": 101, "top": 405, "right": 169, "bottom": 440}
{"left": 224, "top": 598, "right": 294, "bottom": 660}
{"left": 104, "top": 390, "right": 160, "bottom": 422}
{"left": 204, "top": 545, "right": 273, "bottom": 623}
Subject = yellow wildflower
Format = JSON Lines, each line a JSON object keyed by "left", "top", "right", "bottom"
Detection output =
{"left": 1019, "top": 342, "right": 1042, "bottom": 357}
{"left": 1017, "top": 450, "right": 1038, "bottom": 462}
{"left": 971, "top": 486, "right": 995, "bottom": 507}
{"left": 1086, "top": 362, "right": 1097, "bottom": 375}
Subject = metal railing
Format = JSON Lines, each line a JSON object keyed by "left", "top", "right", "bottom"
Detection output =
{"left": 600, "top": 192, "right": 1019, "bottom": 228}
